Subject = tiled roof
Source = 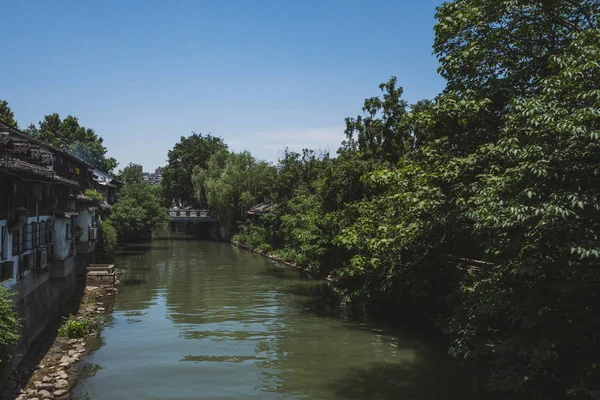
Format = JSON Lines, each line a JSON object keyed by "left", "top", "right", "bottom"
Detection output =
{"left": 0, "top": 159, "right": 79, "bottom": 187}
{"left": 247, "top": 203, "right": 272, "bottom": 215}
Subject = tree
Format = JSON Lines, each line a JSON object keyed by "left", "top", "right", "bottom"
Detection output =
{"left": 0, "top": 100, "right": 18, "bottom": 128}
{"left": 25, "top": 113, "right": 117, "bottom": 172}
{"left": 427, "top": 2, "right": 600, "bottom": 398}
{"left": 448, "top": 29, "right": 600, "bottom": 399}
{"left": 272, "top": 148, "right": 329, "bottom": 202}
{"left": 162, "top": 133, "right": 228, "bottom": 208}
{"left": 0, "top": 286, "right": 20, "bottom": 365}
{"left": 431, "top": 0, "right": 599, "bottom": 153}
{"left": 97, "top": 219, "right": 117, "bottom": 261}
{"left": 191, "top": 150, "right": 276, "bottom": 230}
{"left": 110, "top": 182, "right": 166, "bottom": 241}
{"left": 118, "top": 163, "right": 144, "bottom": 185}
{"left": 343, "top": 77, "right": 410, "bottom": 164}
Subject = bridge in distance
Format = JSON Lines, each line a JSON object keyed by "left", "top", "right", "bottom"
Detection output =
{"left": 167, "top": 209, "right": 217, "bottom": 222}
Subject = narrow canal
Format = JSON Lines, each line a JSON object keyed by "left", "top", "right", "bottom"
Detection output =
{"left": 72, "top": 232, "right": 479, "bottom": 400}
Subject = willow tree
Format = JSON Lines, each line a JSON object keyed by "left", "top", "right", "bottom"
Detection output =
{"left": 161, "top": 133, "right": 227, "bottom": 208}
{"left": 191, "top": 150, "right": 275, "bottom": 233}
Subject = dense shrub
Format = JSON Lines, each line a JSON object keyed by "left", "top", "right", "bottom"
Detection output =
{"left": 110, "top": 183, "right": 166, "bottom": 241}
{"left": 232, "top": 225, "right": 270, "bottom": 249}
{"left": 57, "top": 316, "right": 95, "bottom": 338}
{"left": 83, "top": 189, "right": 104, "bottom": 203}
{"left": 0, "top": 286, "right": 21, "bottom": 365}
{"left": 98, "top": 219, "right": 117, "bottom": 260}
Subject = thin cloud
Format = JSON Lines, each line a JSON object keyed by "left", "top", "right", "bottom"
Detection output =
{"left": 225, "top": 126, "right": 346, "bottom": 162}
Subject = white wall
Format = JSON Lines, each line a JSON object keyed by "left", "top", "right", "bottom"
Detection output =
{"left": 75, "top": 209, "right": 95, "bottom": 243}
{"left": 76, "top": 210, "right": 89, "bottom": 242}
{"left": 53, "top": 218, "right": 72, "bottom": 261}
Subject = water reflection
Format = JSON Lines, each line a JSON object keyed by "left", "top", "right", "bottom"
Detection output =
{"left": 72, "top": 232, "right": 479, "bottom": 400}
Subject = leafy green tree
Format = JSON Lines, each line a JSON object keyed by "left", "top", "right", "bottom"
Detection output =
{"left": 110, "top": 182, "right": 166, "bottom": 241}
{"left": 83, "top": 189, "right": 104, "bottom": 203}
{"left": 98, "top": 219, "right": 117, "bottom": 261}
{"left": 118, "top": 163, "right": 144, "bottom": 185}
{"left": 0, "top": 286, "right": 21, "bottom": 365}
{"left": 276, "top": 188, "right": 328, "bottom": 268}
{"left": 192, "top": 150, "right": 276, "bottom": 230}
{"left": 448, "top": 29, "right": 600, "bottom": 399}
{"left": 0, "top": 100, "right": 18, "bottom": 128}
{"left": 343, "top": 77, "right": 410, "bottom": 164}
{"left": 272, "top": 148, "right": 329, "bottom": 202}
{"left": 162, "top": 133, "right": 227, "bottom": 208}
{"left": 431, "top": 0, "right": 599, "bottom": 153}
{"left": 25, "top": 113, "right": 117, "bottom": 172}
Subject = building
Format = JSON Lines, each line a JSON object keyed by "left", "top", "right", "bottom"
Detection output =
{"left": 0, "top": 121, "right": 111, "bottom": 373}
{"left": 92, "top": 169, "right": 119, "bottom": 205}
{"left": 246, "top": 202, "right": 272, "bottom": 222}
{"left": 142, "top": 166, "right": 163, "bottom": 185}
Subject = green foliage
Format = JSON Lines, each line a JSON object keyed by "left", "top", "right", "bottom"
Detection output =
{"left": 57, "top": 316, "right": 94, "bottom": 338}
{"left": 0, "top": 99, "right": 18, "bottom": 128}
{"left": 117, "top": 163, "right": 144, "bottom": 185}
{"left": 162, "top": 132, "right": 228, "bottom": 208}
{"left": 191, "top": 150, "right": 276, "bottom": 230}
{"left": 255, "top": 242, "right": 272, "bottom": 253}
{"left": 277, "top": 190, "right": 328, "bottom": 270}
{"left": 0, "top": 286, "right": 21, "bottom": 365}
{"left": 110, "top": 182, "right": 167, "bottom": 241}
{"left": 98, "top": 219, "right": 117, "bottom": 260}
{"left": 83, "top": 189, "right": 104, "bottom": 203}
{"left": 25, "top": 113, "right": 117, "bottom": 172}
{"left": 273, "top": 247, "right": 307, "bottom": 266}
{"left": 233, "top": 224, "right": 271, "bottom": 252}
{"left": 343, "top": 77, "right": 410, "bottom": 163}
{"left": 446, "top": 29, "right": 600, "bottom": 399}
{"left": 336, "top": 160, "right": 450, "bottom": 300}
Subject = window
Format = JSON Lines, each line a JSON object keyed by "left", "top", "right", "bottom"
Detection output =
{"left": 46, "top": 220, "right": 55, "bottom": 243}
{"left": 0, "top": 186, "right": 9, "bottom": 220}
{"left": 66, "top": 223, "right": 73, "bottom": 241}
{"left": 0, "top": 226, "right": 6, "bottom": 260}
{"left": 0, "top": 261, "right": 13, "bottom": 282}
{"left": 12, "top": 227, "right": 21, "bottom": 256}
{"left": 26, "top": 223, "right": 33, "bottom": 251}
{"left": 40, "top": 221, "right": 47, "bottom": 246}
{"left": 28, "top": 187, "right": 37, "bottom": 216}
{"left": 34, "top": 222, "right": 40, "bottom": 248}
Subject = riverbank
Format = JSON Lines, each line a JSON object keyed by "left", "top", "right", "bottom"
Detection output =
{"left": 11, "top": 286, "right": 117, "bottom": 400}
{"left": 231, "top": 239, "right": 455, "bottom": 336}
{"left": 230, "top": 240, "right": 334, "bottom": 282}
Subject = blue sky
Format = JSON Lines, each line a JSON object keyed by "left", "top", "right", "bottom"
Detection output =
{"left": 1, "top": 0, "right": 446, "bottom": 171}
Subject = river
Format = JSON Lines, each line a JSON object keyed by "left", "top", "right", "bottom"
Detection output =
{"left": 72, "top": 232, "right": 479, "bottom": 400}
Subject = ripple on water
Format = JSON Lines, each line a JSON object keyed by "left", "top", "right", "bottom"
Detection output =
{"left": 72, "top": 236, "right": 481, "bottom": 400}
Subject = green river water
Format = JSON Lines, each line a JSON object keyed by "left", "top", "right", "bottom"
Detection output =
{"left": 72, "top": 232, "right": 479, "bottom": 400}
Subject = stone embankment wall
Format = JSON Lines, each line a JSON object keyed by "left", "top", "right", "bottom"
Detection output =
{"left": 3, "top": 258, "right": 78, "bottom": 378}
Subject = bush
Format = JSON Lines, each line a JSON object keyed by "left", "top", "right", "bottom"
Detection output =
{"left": 110, "top": 182, "right": 166, "bottom": 240}
{"left": 256, "top": 242, "right": 272, "bottom": 253}
{"left": 0, "top": 286, "right": 20, "bottom": 365}
{"left": 275, "top": 247, "right": 307, "bottom": 266}
{"left": 233, "top": 224, "right": 270, "bottom": 249}
{"left": 57, "top": 316, "right": 95, "bottom": 338}
{"left": 98, "top": 219, "right": 117, "bottom": 260}
{"left": 83, "top": 189, "right": 104, "bottom": 203}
